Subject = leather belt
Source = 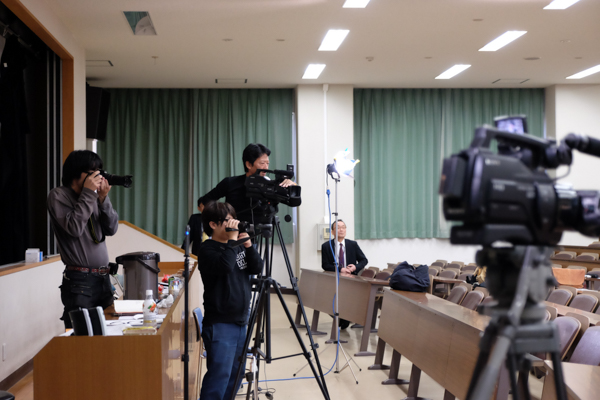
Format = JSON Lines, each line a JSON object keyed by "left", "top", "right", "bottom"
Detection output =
{"left": 66, "top": 265, "right": 110, "bottom": 275}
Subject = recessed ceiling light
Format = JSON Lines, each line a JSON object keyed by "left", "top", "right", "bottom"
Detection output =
{"left": 524, "top": 57, "right": 541, "bottom": 61}
{"left": 436, "top": 65, "right": 471, "bottom": 79}
{"left": 319, "top": 30, "right": 350, "bottom": 51}
{"left": 479, "top": 31, "right": 527, "bottom": 51}
{"left": 544, "top": 0, "right": 581, "bottom": 10}
{"left": 302, "top": 64, "right": 326, "bottom": 79}
{"left": 566, "top": 65, "right": 600, "bottom": 79}
{"left": 343, "top": 0, "right": 370, "bottom": 8}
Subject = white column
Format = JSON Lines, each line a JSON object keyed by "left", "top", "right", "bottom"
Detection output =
{"left": 296, "top": 84, "right": 354, "bottom": 272}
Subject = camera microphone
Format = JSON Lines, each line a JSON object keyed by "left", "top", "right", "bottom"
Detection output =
{"left": 564, "top": 133, "right": 600, "bottom": 158}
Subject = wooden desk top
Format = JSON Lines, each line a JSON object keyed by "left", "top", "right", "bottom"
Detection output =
{"left": 544, "top": 301, "right": 600, "bottom": 325}
{"left": 378, "top": 289, "right": 490, "bottom": 399}
{"left": 542, "top": 361, "right": 600, "bottom": 400}
{"left": 322, "top": 270, "right": 390, "bottom": 286}
{"left": 389, "top": 290, "right": 490, "bottom": 330}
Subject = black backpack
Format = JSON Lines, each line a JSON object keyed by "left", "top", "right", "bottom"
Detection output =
{"left": 389, "top": 261, "right": 430, "bottom": 292}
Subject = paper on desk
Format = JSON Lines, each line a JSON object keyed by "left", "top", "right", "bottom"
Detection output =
{"left": 114, "top": 300, "right": 144, "bottom": 314}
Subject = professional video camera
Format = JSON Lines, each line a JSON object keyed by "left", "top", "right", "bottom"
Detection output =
{"left": 99, "top": 170, "right": 133, "bottom": 188}
{"left": 246, "top": 164, "right": 301, "bottom": 207}
{"left": 439, "top": 120, "right": 600, "bottom": 247}
{"left": 439, "top": 117, "right": 600, "bottom": 400}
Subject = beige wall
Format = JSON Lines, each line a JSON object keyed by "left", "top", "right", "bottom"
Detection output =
{"left": 21, "top": 0, "right": 87, "bottom": 149}
{"left": 0, "top": 261, "right": 65, "bottom": 382}
{"left": 548, "top": 84, "right": 600, "bottom": 246}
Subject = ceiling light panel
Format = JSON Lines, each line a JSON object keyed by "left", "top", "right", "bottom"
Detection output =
{"left": 566, "top": 65, "right": 600, "bottom": 79}
{"left": 343, "top": 0, "right": 370, "bottom": 8}
{"left": 319, "top": 30, "right": 350, "bottom": 51}
{"left": 479, "top": 31, "right": 527, "bottom": 52}
{"left": 544, "top": 0, "right": 581, "bottom": 10}
{"left": 436, "top": 65, "right": 471, "bottom": 79}
{"left": 302, "top": 64, "right": 326, "bottom": 79}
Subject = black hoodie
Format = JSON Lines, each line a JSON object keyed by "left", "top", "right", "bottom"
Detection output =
{"left": 198, "top": 239, "right": 263, "bottom": 325}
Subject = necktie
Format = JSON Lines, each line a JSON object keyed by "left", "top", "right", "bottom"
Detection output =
{"left": 339, "top": 244, "right": 345, "bottom": 268}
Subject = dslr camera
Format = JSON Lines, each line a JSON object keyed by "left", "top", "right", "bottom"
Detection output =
{"left": 439, "top": 115, "right": 600, "bottom": 246}
{"left": 99, "top": 171, "right": 133, "bottom": 188}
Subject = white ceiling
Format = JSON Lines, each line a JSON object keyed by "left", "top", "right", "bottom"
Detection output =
{"left": 47, "top": 0, "right": 600, "bottom": 88}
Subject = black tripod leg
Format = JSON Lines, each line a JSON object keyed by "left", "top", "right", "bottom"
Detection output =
{"left": 229, "top": 280, "right": 268, "bottom": 400}
{"left": 465, "top": 322, "right": 498, "bottom": 400}
{"left": 549, "top": 351, "right": 568, "bottom": 400}
{"left": 506, "top": 353, "right": 521, "bottom": 400}
{"left": 272, "top": 284, "right": 331, "bottom": 400}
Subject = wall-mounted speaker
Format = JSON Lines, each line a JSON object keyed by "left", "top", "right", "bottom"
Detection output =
{"left": 86, "top": 84, "right": 111, "bottom": 141}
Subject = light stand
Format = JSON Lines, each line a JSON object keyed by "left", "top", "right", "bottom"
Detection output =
{"left": 322, "top": 159, "right": 361, "bottom": 380}
{"left": 182, "top": 225, "right": 191, "bottom": 400}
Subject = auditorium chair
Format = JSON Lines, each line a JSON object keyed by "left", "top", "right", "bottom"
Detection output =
{"left": 428, "top": 267, "right": 439, "bottom": 276}
{"left": 434, "top": 269, "right": 458, "bottom": 295}
{"left": 588, "top": 241, "right": 600, "bottom": 248}
{"left": 445, "top": 262, "right": 462, "bottom": 271}
{"left": 569, "top": 294, "right": 599, "bottom": 313}
{"left": 457, "top": 273, "right": 470, "bottom": 282}
{"left": 461, "top": 265, "right": 477, "bottom": 274}
{"left": 374, "top": 271, "right": 390, "bottom": 281}
{"left": 460, "top": 291, "right": 484, "bottom": 310}
{"left": 450, "top": 261, "right": 465, "bottom": 268}
{"left": 546, "top": 289, "right": 573, "bottom": 305}
{"left": 575, "top": 252, "right": 599, "bottom": 261}
{"left": 545, "top": 305, "right": 558, "bottom": 320}
{"left": 359, "top": 268, "right": 375, "bottom": 278}
{"left": 554, "top": 251, "right": 577, "bottom": 260}
{"left": 568, "top": 326, "right": 600, "bottom": 365}
{"left": 474, "top": 286, "right": 489, "bottom": 298}
{"left": 481, "top": 296, "right": 495, "bottom": 306}
{"left": 446, "top": 285, "right": 468, "bottom": 304}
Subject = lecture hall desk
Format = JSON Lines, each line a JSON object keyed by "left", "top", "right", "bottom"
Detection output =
{"left": 541, "top": 360, "right": 600, "bottom": 400}
{"left": 298, "top": 269, "right": 389, "bottom": 356}
{"left": 376, "top": 289, "right": 490, "bottom": 400}
{"left": 33, "top": 262, "right": 201, "bottom": 400}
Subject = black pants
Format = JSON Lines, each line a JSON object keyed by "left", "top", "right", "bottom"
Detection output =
{"left": 59, "top": 269, "right": 114, "bottom": 329}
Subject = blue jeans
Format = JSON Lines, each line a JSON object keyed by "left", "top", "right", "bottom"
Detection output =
{"left": 200, "top": 323, "right": 247, "bottom": 400}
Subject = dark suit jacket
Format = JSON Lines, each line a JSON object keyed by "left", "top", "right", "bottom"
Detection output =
{"left": 321, "top": 239, "right": 368, "bottom": 275}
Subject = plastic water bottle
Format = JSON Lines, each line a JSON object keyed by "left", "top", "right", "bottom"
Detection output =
{"left": 143, "top": 289, "right": 157, "bottom": 327}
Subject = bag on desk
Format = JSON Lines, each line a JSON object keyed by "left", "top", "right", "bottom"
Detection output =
{"left": 389, "top": 261, "right": 430, "bottom": 292}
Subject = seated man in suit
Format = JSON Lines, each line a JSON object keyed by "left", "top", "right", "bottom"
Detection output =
{"left": 322, "top": 219, "right": 368, "bottom": 275}
{"left": 321, "top": 219, "right": 369, "bottom": 329}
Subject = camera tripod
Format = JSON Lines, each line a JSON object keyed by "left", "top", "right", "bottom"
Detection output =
{"left": 465, "top": 245, "right": 567, "bottom": 400}
{"left": 230, "top": 215, "right": 330, "bottom": 400}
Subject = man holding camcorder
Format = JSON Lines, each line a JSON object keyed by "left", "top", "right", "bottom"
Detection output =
{"left": 198, "top": 143, "right": 296, "bottom": 223}
{"left": 48, "top": 150, "right": 119, "bottom": 329}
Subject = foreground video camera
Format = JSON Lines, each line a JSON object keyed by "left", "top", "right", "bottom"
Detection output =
{"left": 439, "top": 123, "right": 600, "bottom": 246}
{"left": 99, "top": 170, "right": 133, "bottom": 188}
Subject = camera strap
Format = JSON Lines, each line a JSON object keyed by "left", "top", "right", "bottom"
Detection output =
{"left": 87, "top": 217, "right": 105, "bottom": 244}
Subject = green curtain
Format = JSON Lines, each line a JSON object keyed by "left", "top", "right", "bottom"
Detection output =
{"left": 190, "top": 89, "right": 295, "bottom": 243}
{"left": 98, "top": 89, "right": 294, "bottom": 245}
{"left": 354, "top": 88, "right": 545, "bottom": 240}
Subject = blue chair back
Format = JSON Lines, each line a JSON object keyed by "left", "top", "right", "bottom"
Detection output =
{"left": 193, "top": 307, "right": 203, "bottom": 342}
